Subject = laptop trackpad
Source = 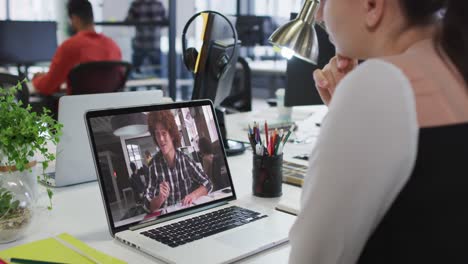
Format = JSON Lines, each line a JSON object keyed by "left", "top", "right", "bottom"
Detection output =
{"left": 216, "top": 227, "right": 278, "bottom": 250}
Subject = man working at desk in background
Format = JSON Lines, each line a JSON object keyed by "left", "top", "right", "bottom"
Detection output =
{"left": 32, "top": 0, "right": 121, "bottom": 95}
{"left": 144, "top": 110, "right": 212, "bottom": 213}
{"left": 125, "top": 0, "right": 166, "bottom": 76}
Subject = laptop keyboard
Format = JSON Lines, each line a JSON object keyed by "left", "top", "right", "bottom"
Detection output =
{"left": 140, "top": 206, "right": 267, "bottom": 248}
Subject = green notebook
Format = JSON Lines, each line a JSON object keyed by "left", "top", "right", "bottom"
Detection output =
{"left": 0, "top": 233, "right": 126, "bottom": 264}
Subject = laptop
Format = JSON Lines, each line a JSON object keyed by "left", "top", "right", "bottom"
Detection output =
{"left": 42, "top": 90, "right": 164, "bottom": 187}
{"left": 84, "top": 100, "right": 296, "bottom": 264}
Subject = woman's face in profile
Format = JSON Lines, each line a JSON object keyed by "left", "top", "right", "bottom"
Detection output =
{"left": 317, "top": 0, "right": 372, "bottom": 58}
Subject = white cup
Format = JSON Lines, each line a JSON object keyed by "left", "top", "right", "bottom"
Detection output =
{"left": 276, "top": 88, "right": 292, "bottom": 121}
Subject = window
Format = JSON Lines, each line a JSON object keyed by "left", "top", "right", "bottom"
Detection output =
{"left": 203, "top": 105, "right": 218, "bottom": 142}
{"left": 0, "top": 0, "right": 6, "bottom": 20}
{"left": 126, "top": 144, "right": 143, "bottom": 169}
{"left": 195, "top": 0, "right": 236, "bottom": 14}
{"left": 6, "top": 0, "right": 102, "bottom": 21}
{"left": 9, "top": 0, "right": 56, "bottom": 20}
{"left": 253, "top": 0, "right": 303, "bottom": 18}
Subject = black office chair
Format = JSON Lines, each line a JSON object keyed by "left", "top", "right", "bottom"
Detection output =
{"left": 68, "top": 61, "right": 132, "bottom": 95}
{"left": 221, "top": 56, "right": 252, "bottom": 113}
{"left": 0, "top": 73, "right": 29, "bottom": 107}
{"left": 211, "top": 153, "right": 230, "bottom": 190}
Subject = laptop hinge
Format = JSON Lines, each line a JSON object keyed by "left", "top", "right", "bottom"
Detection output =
{"left": 129, "top": 201, "right": 229, "bottom": 231}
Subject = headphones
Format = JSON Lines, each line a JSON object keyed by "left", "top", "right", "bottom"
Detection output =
{"left": 182, "top": 10, "right": 238, "bottom": 80}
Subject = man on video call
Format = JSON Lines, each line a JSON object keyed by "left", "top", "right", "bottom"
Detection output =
{"left": 144, "top": 110, "right": 212, "bottom": 213}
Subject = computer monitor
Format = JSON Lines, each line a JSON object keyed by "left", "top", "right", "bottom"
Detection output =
{"left": 235, "top": 15, "right": 275, "bottom": 47}
{"left": 284, "top": 13, "right": 335, "bottom": 107}
{"left": 0, "top": 21, "right": 57, "bottom": 65}
{"left": 192, "top": 40, "right": 238, "bottom": 107}
{"left": 191, "top": 13, "right": 238, "bottom": 107}
{"left": 190, "top": 12, "right": 244, "bottom": 155}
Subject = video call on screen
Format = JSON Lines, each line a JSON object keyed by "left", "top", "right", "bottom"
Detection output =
{"left": 88, "top": 105, "right": 231, "bottom": 227}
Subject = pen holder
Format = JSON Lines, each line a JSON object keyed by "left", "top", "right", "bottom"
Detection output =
{"left": 252, "top": 153, "right": 283, "bottom": 198}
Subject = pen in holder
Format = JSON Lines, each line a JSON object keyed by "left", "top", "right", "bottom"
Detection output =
{"left": 252, "top": 153, "right": 283, "bottom": 198}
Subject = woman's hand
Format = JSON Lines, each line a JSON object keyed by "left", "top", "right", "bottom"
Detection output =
{"left": 313, "top": 55, "right": 358, "bottom": 105}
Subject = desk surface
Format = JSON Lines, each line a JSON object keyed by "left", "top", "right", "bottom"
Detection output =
{"left": 95, "top": 21, "right": 170, "bottom": 27}
{"left": 0, "top": 105, "right": 326, "bottom": 263}
{"left": 247, "top": 60, "right": 287, "bottom": 74}
{"left": 225, "top": 105, "right": 327, "bottom": 167}
{"left": 26, "top": 78, "right": 193, "bottom": 95}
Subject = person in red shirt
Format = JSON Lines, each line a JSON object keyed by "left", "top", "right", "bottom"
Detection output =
{"left": 32, "top": 0, "right": 122, "bottom": 95}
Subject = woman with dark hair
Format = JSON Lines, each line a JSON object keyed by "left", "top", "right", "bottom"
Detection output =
{"left": 289, "top": 0, "right": 468, "bottom": 263}
{"left": 144, "top": 110, "right": 212, "bottom": 212}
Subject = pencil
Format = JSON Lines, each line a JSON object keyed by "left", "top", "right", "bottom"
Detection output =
{"left": 275, "top": 132, "right": 281, "bottom": 155}
{"left": 9, "top": 258, "right": 67, "bottom": 264}
{"left": 264, "top": 121, "right": 269, "bottom": 152}
{"left": 257, "top": 123, "right": 262, "bottom": 145}
{"left": 247, "top": 133, "right": 255, "bottom": 152}
{"left": 272, "top": 129, "right": 278, "bottom": 156}
{"left": 282, "top": 125, "right": 295, "bottom": 145}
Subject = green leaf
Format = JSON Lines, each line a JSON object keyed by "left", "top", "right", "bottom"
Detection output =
{"left": 0, "top": 82, "right": 59, "bottom": 212}
{"left": 47, "top": 188, "right": 53, "bottom": 199}
{"left": 0, "top": 83, "right": 62, "bottom": 174}
{"left": 11, "top": 200, "right": 19, "bottom": 210}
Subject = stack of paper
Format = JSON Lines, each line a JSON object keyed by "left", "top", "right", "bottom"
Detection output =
{"left": 0, "top": 233, "right": 126, "bottom": 264}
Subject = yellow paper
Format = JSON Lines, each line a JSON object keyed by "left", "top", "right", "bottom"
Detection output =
{"left": 0, "top": 233, "right": 126, "bottom": 264}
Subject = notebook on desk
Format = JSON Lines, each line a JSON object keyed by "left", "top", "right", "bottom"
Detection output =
{"left": 0, "top": 233, "right": 125, "bottom": 264}
{"left": 41, "top": 90, "right": 164, "bottom": 187}
{"left": 84, "top": 100, "right": 296, "bottom": 264}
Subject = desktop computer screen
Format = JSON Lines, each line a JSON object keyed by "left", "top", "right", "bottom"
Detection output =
{"left": 284, "top": 13, "right": 335, "bottom": 107}
{"left": 235, "top": 15, "right": 275, "bottom": 47}
{"left": 191, "top": 13, "right": 238, "bottom": 108}
{"left": 0, "top": 21, "right": 57, "bottom": 65}
{"left": 190, "top": 12, "right": 244, "bottom": 155}
{"left": 192, "top": 40, "right": 238, "bottom": 107}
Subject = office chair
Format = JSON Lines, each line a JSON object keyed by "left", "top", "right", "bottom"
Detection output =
{"left": 211, "top": 152, "right": 230, "bottom": 190}
{"left": 220, "top": 56, "right": 252, "bottom": 113}
{"left": 68, "top": 61, "right": 132, "bottom": 95}
{"left": 0, "top": 73, "right": 29, "bottom": 107}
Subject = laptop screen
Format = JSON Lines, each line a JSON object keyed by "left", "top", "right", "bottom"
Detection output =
{"left": 85, "top": 100, "right": 236, "bottom": 232}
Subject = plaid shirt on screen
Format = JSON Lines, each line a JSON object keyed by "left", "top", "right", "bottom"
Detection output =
{"left": 144, "top": 149, "right": 212, "bottom": 212}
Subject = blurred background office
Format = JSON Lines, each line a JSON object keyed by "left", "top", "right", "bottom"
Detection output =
{"left": 0, "top": 0, "right": 331, "bottom": 113}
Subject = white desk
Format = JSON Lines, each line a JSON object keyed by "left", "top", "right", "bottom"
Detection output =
{"left": 125, "top": 78, "right": 193, "bottom": 88}
{"left": 226, "top": 105, "right": 327, "bottom": 167}
{"left": 26, "top": 78, "right": 193, "bottom": 96}
{"left": 0, "top": 105, "right": 327, "bottom": 263}
{"left": 247, "top": 60, "right": 287, "bottom": 75}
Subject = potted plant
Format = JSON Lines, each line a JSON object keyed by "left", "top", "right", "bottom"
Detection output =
{"left": 0, "top": 83, "right": 62, "bottom": 243}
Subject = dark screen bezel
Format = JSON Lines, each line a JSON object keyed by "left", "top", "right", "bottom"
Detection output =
{"left": 85, "top": 100, "right": 237, "bottom": 235}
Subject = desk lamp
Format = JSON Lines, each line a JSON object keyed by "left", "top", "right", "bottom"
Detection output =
{"left": 268, "top": 0, "right": 322, "bottom": 64}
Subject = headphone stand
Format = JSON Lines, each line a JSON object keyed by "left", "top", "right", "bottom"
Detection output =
{"left": 216, "top": 107, "right": 245, "bottom": 156}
